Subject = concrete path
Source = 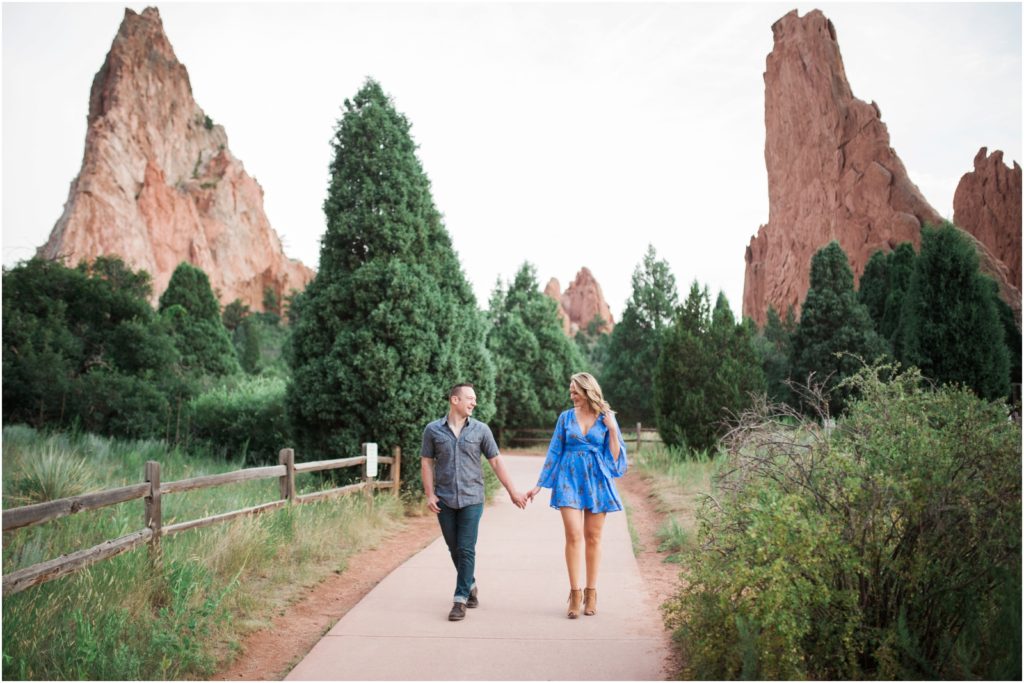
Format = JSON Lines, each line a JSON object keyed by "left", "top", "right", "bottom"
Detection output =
{"left": 286, "top": 455, "right": 668, "bottom": 680}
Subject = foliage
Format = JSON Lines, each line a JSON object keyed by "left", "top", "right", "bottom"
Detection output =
{"left": 602, "top": 244, "right": 679, "bottom": 424}
{"left": 287, "top": 79, "right": 495, "bottom": 490}
{"left": 665, "top": 365, "right": 1021, "bottom": 679}
{"left": 754, "top": 305, "right": 795, "bottom": 405}
{"left": 655, "top": 283, "right": 763, "bottom": 451}
{"left": 159, "top": 262, "right": 240, "bottom": 377}
{"left": 2, "top": 257, "right": 188, "bottom": 439}
{"left": 486, "top": 263, "right": 587, "bottom": 433}
{"left": 221, "top": 299, "right": 250, "bottom": 332}
{"left": 857, "top": 249, "right": 890, "bottom": 334}
{"left": 899, "top": 222, "right": 1010, "bottom": 400}
{"left": 188, "top": 376, "right": 290, "bottom": 465}
{"left": 790, "top": 241, "right": 889, "bottom": 415}
{"left": 574, "top": 314, "right": 610, "bottom": 377}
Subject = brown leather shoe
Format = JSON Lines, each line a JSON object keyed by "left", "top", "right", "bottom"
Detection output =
{"left": 448, "top": 602, "right": 467, "bottom": 621}
{"left": 584, "top": 588, "right": 597, "bottom": 616}
{"left": 567, "top": 588, "right": 583, "bottom": 619}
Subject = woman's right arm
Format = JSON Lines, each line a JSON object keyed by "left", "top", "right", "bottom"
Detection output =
{"left": 535, "top": 411, "right": 566, "bottom": 490}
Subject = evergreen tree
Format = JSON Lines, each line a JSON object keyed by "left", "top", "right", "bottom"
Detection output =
{"left": 159, "top": 262, "right": 240, "bottom": 377}
{"left": 654, "top": 281, "right": 716, "bottom": 450}
{"left": 487, "top": 263, "right": 587, "bottom": 434}
{"left": 989, "top": 280, "right": 1022, "bottom": 400}
{"left": 857, "top": 249, "right": 890, "bottom": 334}
{"left": 790, "top": 241, "right": 888, "bottom": 415}
{"left": 222, "top": 299, "right": 250, "bottom": 332}
{"left": 708, "top": 293, "right": 765, "bottom": 422}
{"left": 287, "top": 79, "right": 495, "bottom": 483}
{"left": 602, "top": 245, "right": 679, "bottom": 424}
{"left": 882, "top": 242, "right": 916, "bottom": 356}
{"left": 899, "top": 223, "right": 1010, "bottom": 400}
{"left": 755, "top": 305, "right": 796, "bottom": 405}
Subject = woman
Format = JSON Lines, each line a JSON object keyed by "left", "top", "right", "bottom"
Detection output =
{"left": 527, "top": 372, "right": 627, "bottom": 619}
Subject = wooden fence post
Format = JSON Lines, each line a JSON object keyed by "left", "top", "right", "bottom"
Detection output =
{"left": 144, "top": 460, "right": 162, "bottom": 566}
{"left": 279, "top": 448, "right": 296, "bottom": 503}
{"left": 391, "top": 446, "right": 402, "bottom": 496}
{"left": 636, "top": 422, "right": 642, "bottom": 454}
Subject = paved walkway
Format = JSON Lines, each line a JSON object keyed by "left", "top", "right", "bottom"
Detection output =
{"left": 286, "top": 455, "right": 668, "bottom": 680}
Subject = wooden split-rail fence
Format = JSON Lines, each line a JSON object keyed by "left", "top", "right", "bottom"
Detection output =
{"left": 500, "top": 422, "right": 663, "bottom": 451}
{"left": 1, "top": 445, "right": 401, "bottom": 597}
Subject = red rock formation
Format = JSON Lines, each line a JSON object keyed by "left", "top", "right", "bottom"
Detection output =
{"left": 545, "top": 268, "right": 615, "bottom": 336}
{"left": 954, "top": 147, "right": 1022, "bottom": 291}
{"left": 742, "top": 9, "right": 1020, "bottom": 327}
{"left": 544, "top": 278, "right": 573, "bottom": 335}
{"left": 38, "top": 7, "right": 313, "bottom": 310}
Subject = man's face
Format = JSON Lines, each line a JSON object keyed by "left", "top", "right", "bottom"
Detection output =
{"left": 451, "top": 387, "right": 477, "bottom": 420}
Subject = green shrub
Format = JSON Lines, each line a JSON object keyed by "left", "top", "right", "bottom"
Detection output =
{"left": 188, "top": 377, "right": 290, "bottom": 464}
{"left": 5, "top": 442, "right": 93, "bottom": 505}
{"left": 666, "top": 365, "right": 1021, "bottom": 679}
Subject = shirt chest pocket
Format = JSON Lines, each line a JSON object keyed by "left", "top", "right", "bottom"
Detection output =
{"left": 431, "top": 435, "right": 450, "bottom": 452}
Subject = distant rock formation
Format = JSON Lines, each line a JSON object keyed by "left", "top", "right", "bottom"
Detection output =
{"left": 38, "top": 7, "right": 313, "bottom": 310}
{"left": 954, "top": 147, "right": 1022, "bottom": 292}
{"left": 545, "top": 268, "right": 615, "bottom": 336}
{"left": 742, "top": 9, "right": 1020, "bottom": 327}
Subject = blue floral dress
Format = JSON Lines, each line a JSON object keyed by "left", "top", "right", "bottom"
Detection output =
{"left": 536, "top": 409, "right": 628, "bottom": 513}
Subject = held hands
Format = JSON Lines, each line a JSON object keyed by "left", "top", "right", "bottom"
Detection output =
{"left": 525, "top": 486, "right": 542, "bottom": 503}
{"left": 508, "top": 489, "right": 527, "bottom": 509}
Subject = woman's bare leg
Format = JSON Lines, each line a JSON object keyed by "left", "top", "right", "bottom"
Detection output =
{"left": 583, "top": 510, "right": 607, "bottom": 588}
{"left": 560, "top": 507, "right": 585, "bottom": 588}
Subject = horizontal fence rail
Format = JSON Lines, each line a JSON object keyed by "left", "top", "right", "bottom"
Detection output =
{"left": 2, "top": 444, "right": 401, "bottom": 596}
{"left": 500, "top": 422, "right": 662, "bottom": 451}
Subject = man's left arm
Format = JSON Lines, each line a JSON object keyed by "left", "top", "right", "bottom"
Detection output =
{"left": 487, "top": 455, "right": 527, "bottom": 509}
{"left": 481, "top": 426, "right": 526, "bottom": 509}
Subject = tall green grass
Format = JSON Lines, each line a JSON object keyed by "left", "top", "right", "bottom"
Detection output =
{"left": 2, "top": 425, "right": 406, "bottom": 680}
{"left": 634, "top": 444, "right": 721, "bottom": 562}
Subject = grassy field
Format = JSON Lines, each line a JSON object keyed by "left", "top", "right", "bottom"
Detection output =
{"left": 2, "top": 425, "right": 409, "bottom": 680}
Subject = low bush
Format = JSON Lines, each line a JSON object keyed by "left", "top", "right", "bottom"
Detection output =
{"left": 665, "top": 365, "right": 1021, "bottom": 679}
{"left": 188, "top": 376, "right": 290, "bottom": 464}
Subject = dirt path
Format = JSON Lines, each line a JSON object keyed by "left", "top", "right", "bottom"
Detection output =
{"left": 618, "top": 466, "right": 687, "bottom": 678}
{"left": 214, "top": 452, "right": 682, "bottom": 680}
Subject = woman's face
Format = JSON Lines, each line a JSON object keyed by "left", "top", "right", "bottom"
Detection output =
{"left": 569, "top": 382, "right": 585, "bottom": 409}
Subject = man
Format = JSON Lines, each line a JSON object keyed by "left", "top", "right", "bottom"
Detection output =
{"left": 421, "top": 382, "right": 527, "bottom": 621}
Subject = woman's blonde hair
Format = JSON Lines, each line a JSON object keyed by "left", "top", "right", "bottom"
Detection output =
{"left": 571, "top": 372, "right": 612, "bottom": 416}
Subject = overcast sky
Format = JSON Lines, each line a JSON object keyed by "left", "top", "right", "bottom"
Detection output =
{"left": 3, "top": 2, "right": 1021, "bottom": 320}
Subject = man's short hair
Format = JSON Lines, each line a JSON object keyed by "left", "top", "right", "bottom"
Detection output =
{"left": 448, "top": 383, "right": 474, "bottom": 400}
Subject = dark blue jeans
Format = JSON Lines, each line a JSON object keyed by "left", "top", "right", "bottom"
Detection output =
{"left": 437, "top": 501, "right": 483, "bottom": 603}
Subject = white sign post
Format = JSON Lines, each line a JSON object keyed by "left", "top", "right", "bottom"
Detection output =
{"left": 362, "top": 442, "right": 379, "bottom": 478}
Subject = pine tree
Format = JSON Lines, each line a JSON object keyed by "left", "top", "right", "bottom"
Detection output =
{"left": 602, "top": 245, "right": 679, "bottom": 424}
{"left": 654, "top": 281, "right": 716, "bottom": 450}
{"left": 756, "top": 305, "right": 796, "bottom": 405}
{"left": 158, "top": 262, "right": 240, "bottom": 377}
{"left": 487, "top": 263, "right": 587, "bottom": 434}
{"left": 882, "top": 242, "right": 916, "bottom": 356}
{"left": 708, "top": 293, "right": 765, "bottom": 423}
{"left": 790, "top": 241, "right": 888, "bottom": 415}
{"left": 899, "top": 223, "right": 1009, "bottom": 400}
{"left": 858, "top": 250, "right": 890, "bottom": 334}
{"left": 287, "top": 79, "right": 495, "bottom": 482}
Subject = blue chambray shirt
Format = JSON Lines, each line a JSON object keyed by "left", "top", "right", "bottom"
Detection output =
{"left": 420, "top": 416, "right": 499, "bottom": 509}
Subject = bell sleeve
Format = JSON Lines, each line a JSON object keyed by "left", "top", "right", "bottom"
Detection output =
{"left": 599, "top": 415, "right": 628, "bottom": 479}
{"left": 536, "top": 411, "right": 567, "bottom": 488}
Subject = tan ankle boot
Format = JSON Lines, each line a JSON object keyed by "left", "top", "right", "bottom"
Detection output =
{"left": 567, "top": 588, "right": 583, "bottom": 619}
{"left": 583, "top": 588, "right": 597, "bottom": 616}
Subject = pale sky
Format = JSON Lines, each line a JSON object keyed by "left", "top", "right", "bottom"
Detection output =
{"left": 3, "top": 2, "right": 1021, "bottom": 321}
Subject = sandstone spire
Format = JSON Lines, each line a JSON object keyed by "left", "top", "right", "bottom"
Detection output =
{"left": 545, "top": 268, "right": 615, "bottom": 336}
{"left": 954, "top": 147, "right": 1022, "bottom": 292}
{"left": 38, "top": 7, "right": 314, "bottom": 310}
{"left": 742, "top": 9, "right": 1020, "bottom": 327}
